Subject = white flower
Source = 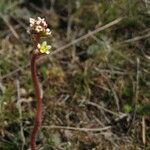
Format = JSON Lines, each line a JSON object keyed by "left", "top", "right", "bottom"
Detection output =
{"left": 42, "top": 21, "right": 47, "bottom": 27}
{"left": 46, "top": 28, "right": 51, "bottom": 35}
{"left": 35, "top": 25, "right": 43, "bottom": 32}
{"left": 36, "top": 20, "right": 41, "bottom": 25}
{"left": 28, "top": 17, "right": 51, "bottom": 37}
{"left": 37, "top": 17, "right": 45, "bottom": 21}
{"left": 36, "top": 17, "right": 47, "bottom": 26}
{"left": 30, "top": 18, "right": 36, "bottom": 27}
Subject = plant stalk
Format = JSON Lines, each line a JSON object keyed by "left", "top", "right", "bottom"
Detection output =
{"left": 30, "top": 53, "right": 43, "bottom": 150}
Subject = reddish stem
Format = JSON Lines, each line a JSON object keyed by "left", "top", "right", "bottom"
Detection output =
{"left": 30, "top": 53, "right": 43, "bottom": 150}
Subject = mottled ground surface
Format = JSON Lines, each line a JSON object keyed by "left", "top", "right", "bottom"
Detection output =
{"left": 0, "top": 0, "right": 150, "bottom": 149}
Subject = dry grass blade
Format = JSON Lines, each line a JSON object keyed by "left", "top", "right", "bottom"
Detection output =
{"left": 16, "top": 80, "right": 26, "bottom": 150}
{"left": 122, "top": 32, "right": 150, "bottom": 43}
{"left": 86, "top": 101, "right": 119, "bottom": 117}
{"left": 0, "top": 13, "right": 19, "bottom": 39}
{"left": 142, "top": 116, "right": 146, "bottom": 145}
{"left": 43, "top": 125, "right": 112, "bottom": 132}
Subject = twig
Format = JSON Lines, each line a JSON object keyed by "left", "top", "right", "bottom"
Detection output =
{"left": 127, "top": 58, "right": 140, "bottom": 134}
{"left": 101, "top": 74, "right": 121, "bottom": 112}
{"left": 0, "top": 65, "right": 26, "bottom": 80}
{"left": 43, "top": 125, "right": 112, "bottom": 132}
{"left": 135, "top": 58, "right": 140, "bottom": 105}
{"left": 0, "top": 24, "right": 21, "bottom": 38}
{"left": 50, "top": 0, "right": 56, "bottom": 10}
{"left": 0, "top": 13, "right": 19, "bottom": 39}
{"left": 86, "top": 101, "right": 119, "bottom": 117}
{"left": 142, "top": 116, "right": 146, "bottom": 145}
{"left": 0, "top": 77, "right": 6, "bottom": 115}
{"left": 121, "top": 32, "right": 150, "bottom": 43}
{"left": 87, "top": 101, "right": 111, "bottom": 124}
{"left": 112, "top": 48, "right": 134, "bottom": 64}
{"left": 16, "top": 80, "right": 26, "bottom": 150}
{"left": 95, "top": 67, "right": 128, "bottom": 75}
{"left": 93, "top": 115, "right": 105, "bottom": 127}
{"left": 67, "top": 1, "right": 72, "bottom": 40}
{"left": 5, "top": 1, "right": 21, "bottom": 12}
{"left": 90, "top": 81, "right": 110, "bottom": 92}
{"left": 87, "top": 101, "right": 129, "bottom": 125}
{"left": 143, "top": 0, "right": 150, "bottom": 15}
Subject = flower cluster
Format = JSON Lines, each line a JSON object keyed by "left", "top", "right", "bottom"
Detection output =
{"left": 29, "top": 17, "right": 51, "bottom": 36}
{"left": 28, "top": 17, "right": 52, "bottom": 55}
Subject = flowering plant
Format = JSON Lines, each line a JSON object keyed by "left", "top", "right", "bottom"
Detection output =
{"left": 28, "top": 17, "right": 52, "bottom": 54}
{"left": 28, "top": 17, "right": 51, "bottom": 150}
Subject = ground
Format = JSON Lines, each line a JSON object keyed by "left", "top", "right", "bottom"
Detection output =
{"left": 0, "top": 0, "right": 150, "bottom": 149}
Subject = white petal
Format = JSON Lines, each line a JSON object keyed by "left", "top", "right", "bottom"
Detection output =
{"left": 37, "top": 17, "right": 42, "bottom": 20}
{"left": 30, "top": 19, "right": 35, "bottom": 27}
{"left": 46, "top": 51, "right": 50, "bottom": 54}
{"left": 42, "top": 20, "right": 47, "bottom": 26}
{"left": 37, "top": 44, "right": 41, "bottom": 48}
{"left": 30, "top": 18, "right": 35, "bottom": 23}
{"left": 36, "top": 20, "right": 41, "bottom": 25}
{"left": 46, "top": 28, "right": 51, "bottom": 35}
{"left": 47, "top": 45, "right": 51, "bottom": 50}
{"left": 42, "top": 41, "right": 47, "bottom": 46}
{"left": 27, "top": 28, "right": 30, "bottom": 34}
{"left": 38, "top": 17, "right": 45, "bottom": 21}
{"left": 46, "top": 28, "right": 50, "bottom": 32}
{"left": 46, "top": 31, "right": 51, "bottom": 35}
